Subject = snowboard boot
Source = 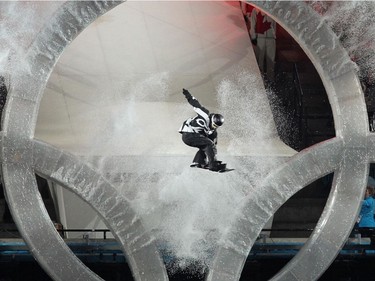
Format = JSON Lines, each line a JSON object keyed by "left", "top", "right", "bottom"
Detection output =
{"left": 209, "top": 161, "right": 226, "bottom": 172}
{"left": 190, "top": 162, "right": 208, "bottom": 168}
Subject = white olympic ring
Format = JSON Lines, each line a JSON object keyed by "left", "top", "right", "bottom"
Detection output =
{"left": 1, "top": 1, "right": 373, "bottom": 281}
{"left": 207, "top": 2, "right": 371, "bottom": 281}
{"left": 0, "top": 1, "right": 167, "bottom": 281}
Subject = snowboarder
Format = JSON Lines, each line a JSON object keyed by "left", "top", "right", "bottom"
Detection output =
{"left": 179, "top": 88, "right": 226, "bottom": 172}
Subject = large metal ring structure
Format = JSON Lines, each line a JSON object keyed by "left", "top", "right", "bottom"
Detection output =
{"left": 0, "top": 1, "right": 168, "bottom": 281}
{"left": 207, "top": 1, "right": 370, "bottom": 281}
{"left": 0, "top": 1, "right": 372, "bottom": 281}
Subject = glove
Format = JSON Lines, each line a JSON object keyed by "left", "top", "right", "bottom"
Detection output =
{"left": 182, "top": 88, "right": 192, "bottom": 99}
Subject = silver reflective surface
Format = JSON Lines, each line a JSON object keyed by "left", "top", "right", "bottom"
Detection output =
{"left": 207, "top": 1, "right": 370, "bottom": 281}
{"left": 0, "top": 1, "right": 373, "bottom": 281}
{"left": 1, "top": 1, "right": 167, "bottom": 281}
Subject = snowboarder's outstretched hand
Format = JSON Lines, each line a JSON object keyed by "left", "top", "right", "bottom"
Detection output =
{"left": 182, "top": 88, "right": 192, "bottom": 99}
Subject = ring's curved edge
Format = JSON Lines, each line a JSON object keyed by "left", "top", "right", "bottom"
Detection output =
{"left": 206, "top": 1, "right": 369, "bottom": 281}
{"left": 1, "top": 1, "right": 167, "bottom": 281}
{"left": 33, "top": 139, "right": 169, "bottom": 281}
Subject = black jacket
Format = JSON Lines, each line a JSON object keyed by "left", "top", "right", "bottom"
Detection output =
{"left": 179, "top": 91, "right": 217, "bottom": 139}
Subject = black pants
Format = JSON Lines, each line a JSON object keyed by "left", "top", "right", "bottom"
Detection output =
{"left": 181, "top": 133, "right": 217, "bottom": 167}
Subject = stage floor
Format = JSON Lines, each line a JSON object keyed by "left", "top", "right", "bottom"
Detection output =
{"left": 0, "top": 237, "right": 374, "bottom": 280}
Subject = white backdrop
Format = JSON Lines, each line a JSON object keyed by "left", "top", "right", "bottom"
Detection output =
{"left": 33, "top": 1, "right": 295, "bottom": 238}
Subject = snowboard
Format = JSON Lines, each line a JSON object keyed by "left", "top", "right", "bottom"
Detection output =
{"left": 190, "top": 163, "right": 234, "bottom": 173}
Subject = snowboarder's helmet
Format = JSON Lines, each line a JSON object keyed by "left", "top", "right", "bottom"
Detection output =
{"left": 211, "top": 114, "right": 224, "bottom": 129}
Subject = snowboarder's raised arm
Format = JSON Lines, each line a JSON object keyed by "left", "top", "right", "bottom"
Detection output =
{"left": 182, "top": 88, "right": 209, "bottom": 116}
